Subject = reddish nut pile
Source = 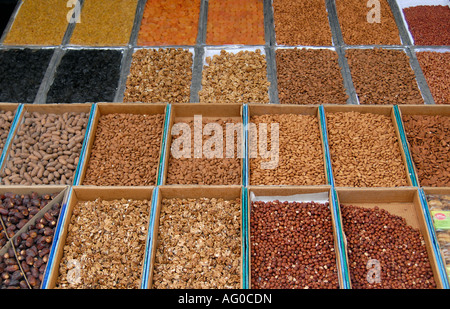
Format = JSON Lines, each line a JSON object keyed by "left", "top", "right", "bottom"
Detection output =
{"left": 153, "top": 197, "right": 241, "bottom": 289}
{"left": 342, "top": 204, "right": 437, "bottom": 289}
{"left": 199, "top": 50, "right": 270, "bottom": 104}
{"left": 335, "top": 0, "right": 401, "bottom": 45}
{"left": 276, "top": 48, "right": 348, "bottom": 105}
{"left": 249, "top": 114, "right": 326, "bottom": 186}
{"left": 0, "top": 192, "right": 56, "bottom": 240}
{"left": 402, "top": 114, "right": 450, "bottom": 187}
{"left": 273, "top": 0, "right": 332, "bottom": 46}
{"left": 403, "top": 5, "right": 450, "bottom": 46}
{"left": 123, "top": 48, "right": 193, "bottom": 103}
{"left": 326, "top": 111, "right": 408, "bottom": 187}
{"left": 0, "top": 111, "right": 88, "bottom": 185}
{"left": 55, "top": 198, "right": 151, "bottom": 289}
{"left": 0, "top": 110, "right": 14, "bottom": 152}
{"left": 250, "top": 200, "right": 339, "bottom": 289}
{"left": 346, "top": 49, "right": 423, "bottom": 105}
{"left": 166, "top": 118, "right": 241, "bottom": 185}
{"left": 83, "top": 113, "right": 164, "bottom": 186}
{"left": 416, "top": 52, "right": 450, "bottom": 105}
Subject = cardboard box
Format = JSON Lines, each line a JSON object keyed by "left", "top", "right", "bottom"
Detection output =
{"left": 247, "top": 104, "right": 330, "bottom": 186}
{"left": 77, "top": 103, "right": 168, "bottom": 186}
{"left": 336, "top": 187, "right": 446, "bottom": 288}
{"left": 161, "top": 103, "right": 244, "bottom": 186}
{"left": 397, "top": 105, "right": 450, "bottom": 188}
{"left": 246, "top": 186, "right": 348, "bottom": 289}
{"left": 323, "top": 105, "right": 414, "bottom": 187}
{"left": 0, "top": 103, "right": 94, "bottom": 186}
{"left": 45, "top": 186, "right": 154, "bottom": 289}
{"left": 0, "top": 185, "right": 69, "bottom": 289}
{"left": 422, "top": 187, "right": 450, "bottom": 286}
{"left": 147, "top": 185, "right": 244, "bottom": 289}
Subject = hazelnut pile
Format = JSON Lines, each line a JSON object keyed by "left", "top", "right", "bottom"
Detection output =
{"left": 341, "top": 204, "right": 437, "bottom": 289}
{"left": 275, "top": 48, "right": 348, "bottom": 105}
{"left": 199, "top": 49, "right": 270, "bottom": 104}
{"left": 402, "top": 114, "right": 450, "bottom": 187}
{"left": 416, "top": 52, "right": 450, "bottom": 105}
{"left": 249, "top": 113, "right": 326, "bottom": 186}
{"left": 326, "top": 111, "right": 408, "bottom": 187}
{"left": 83, "top": 113, "right": 165, "bottom": 186}
{"left": 346, "top": 49, "right": 423, "bottom": 105}
{"left": 152, "top": 197, "right": 241, "bottom": 289}
{"left": 123, "top": 48, "right": 193, "bottom": 103}
{"left": 273, "top": 0, "right": 333, "bottom": 46}
{"left": 55, "top": 198, "right": 151, "bottom": 289}
{"left": 250, "top": 200, "right": 339, "bottom": 289}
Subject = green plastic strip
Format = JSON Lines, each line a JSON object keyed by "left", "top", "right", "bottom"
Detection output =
{"left": 141, "top": 186, "right": 159, "bottom": 289}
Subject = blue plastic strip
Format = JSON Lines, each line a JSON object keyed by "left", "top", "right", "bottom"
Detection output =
{"left": 318, "top": 105, "right": 335, "bottom": 187}
{"left": 241, "top": 186, "right": 248, "bottom": 289}
{"left": 393, "top": 105, "right": 419, "bottom": 187}
{"left": 419, "top": 188, "right": 450, "bottom": 289}
{"left": 140, "top": 186, "right": 159, "bottom": 289}
{"left": 242, "top": 104, "right": 249, "bottom": 187}
{"left": 157, "top": 104, "right": 171, "bottom": 186}
{"left": 73, "top": 103, "right": 97, "bottom": 185}
{"left": 0, "top": 103, "right": 23, "bottom": 171}
{"left": 42, "top": 186, "right": 72, "bottom": 289}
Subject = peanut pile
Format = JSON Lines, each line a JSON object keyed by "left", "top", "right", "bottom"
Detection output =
{"left": 83, "top": 113, "right": 165, "bottom": 186}
{"left": 326, "top": 111, "right": 408, "bottom": 187}
{"left": 152, "top": 197, "right": 241, "bottom": 289}
{"left": 199, "top": 49, "right": 270, "bottom": 104}
{"left": 55, "top": 198, "right": 151, "bottom": 289}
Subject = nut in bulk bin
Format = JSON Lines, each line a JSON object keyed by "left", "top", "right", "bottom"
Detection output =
{"left": 79, "top": 103, "right": 166, "bottom": 187}
{"left": 399, "top": 105, "right": 450, "bottom": 188}
{"left": 336, "top": 187, "right": 445, "bottom": 289}
{"left": 148, "top": 186, "right": 243, "bottom": 289}
{"left": 0, "top": 104, "right": 92, "bottom": 186}
{"left": 46, "top": 186, "right": 154, "bottom": 289}
{"left": 0, "top": 186, "right": 69, "bottom": 289}
{"left": 162, "top": 103, "right": 244, "bottom": 186}
{"left": 247, "top": 186, "right": 346, "bottom": 289}
{"left": 324, "top": 105, "right": 412, "bottom": 188}
{"left": 247, "top": 104, "right": 328, "bottom": 186}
